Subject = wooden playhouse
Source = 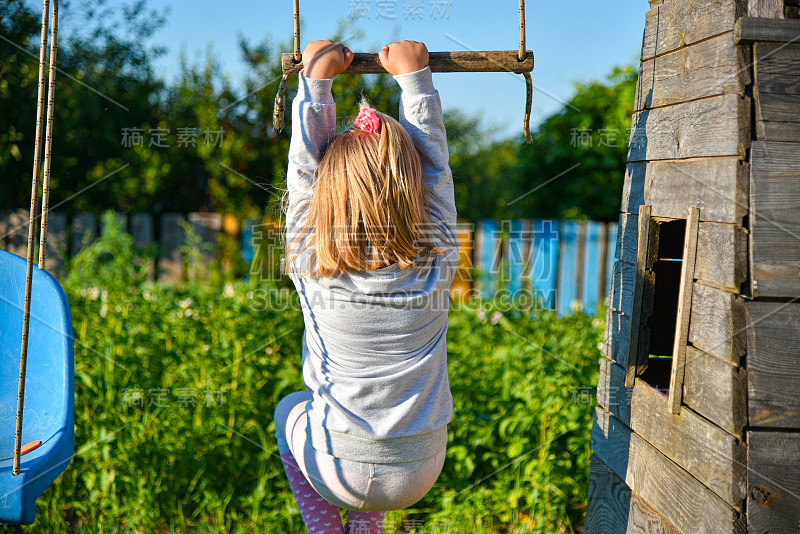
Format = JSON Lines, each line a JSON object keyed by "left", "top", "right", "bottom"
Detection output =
{"left": 586, "top": 0, "right": 800, "bottom": 532}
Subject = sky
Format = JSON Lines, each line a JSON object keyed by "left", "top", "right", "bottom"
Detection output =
{"left": 39, "top": 0, "right": 650, "bottom": 141}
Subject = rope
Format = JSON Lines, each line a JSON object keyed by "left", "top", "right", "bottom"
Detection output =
{"left": 518, "top": 0, "right": 526, "bottom": 62}
{"left": 293, "top": 0, "right": 301, "bottom": 63}
{"left": 519, "top": 0, "right": 532, "bottom": 143}
{"left": 523, "top": 72, "right": 532, "bottom": 144}
{"left": 273, "top": 0, "right": 301, "bottom": 133}
{"left": 38, "top": 0, "right": 59, "bottom": 270}
{"left": 273, "top": 74, "right": 289, "bottom": 133}
{"left": 14, "top": 0, "right": 56, "bottom": 477}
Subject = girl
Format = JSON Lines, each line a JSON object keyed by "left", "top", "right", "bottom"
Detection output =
{"left": 274, "top": 39, "right": 459, "bottom": 534}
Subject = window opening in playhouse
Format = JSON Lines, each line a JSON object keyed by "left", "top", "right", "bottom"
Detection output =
{"left": 637, "top": 218, "right": 686, "bottom": 393}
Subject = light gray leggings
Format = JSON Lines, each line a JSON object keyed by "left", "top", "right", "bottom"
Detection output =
{"left": 274, "top": 390, "right": 446, "bottom": 511}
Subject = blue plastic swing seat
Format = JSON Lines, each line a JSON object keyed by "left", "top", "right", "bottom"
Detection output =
{"left": 0, "top": 250, "right": 74, "bottom": 524}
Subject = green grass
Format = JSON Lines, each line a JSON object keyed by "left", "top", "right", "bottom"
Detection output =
{"left": 4, "top": 214, "right": 603, "bottom": 534}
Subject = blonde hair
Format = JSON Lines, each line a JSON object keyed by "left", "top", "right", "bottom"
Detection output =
{"left": 286, "top": 97, "right": 447, "bottom": 278}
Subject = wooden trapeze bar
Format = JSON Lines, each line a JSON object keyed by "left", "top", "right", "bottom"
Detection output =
{"left": 280, "top": 50, "right": 534, "bottom": 75}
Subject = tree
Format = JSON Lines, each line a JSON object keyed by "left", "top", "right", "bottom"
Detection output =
{"left": 447, "top": 65, "right": 638, "bottom": 222}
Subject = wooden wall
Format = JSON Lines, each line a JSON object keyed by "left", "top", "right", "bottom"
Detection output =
{"left": 590, "top": 0, "right": 800, "bottom": 531}
{"left": 736, "top": 10, "right": 800, "bottom": 533}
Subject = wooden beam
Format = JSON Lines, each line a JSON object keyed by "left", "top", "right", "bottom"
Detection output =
{"left": 603, "top": 309, "right": 632, "bottom": 365}
{"left": 747, "top": 430, "right": 800, "bottom": 532}
{"left": 591, "top": 407, "right": 747, "bottom": 533}
{"left": 642, "top": 0, "right": 746, "bottom": 61}
{"left": 597, "top": 357, "right": 632, "bottom": 425}
{"left": 609, "top": 260, "right": 636, "bottom": 317}
{"left": 281, "top": 50, "right": 534, "bottom": 75}
{"left": 745, "top": 301, "right": 800, "bottom": 428}
{"left": 684, "top": 346, "right": 748, "bottom": 439}
{"left": 614, "top": 213, "right": 639, "bottom": 265}
{"left": 628, "top": 94, "right": 750, "bottom": 162}
{"left": 586, "top": 455, "right": 681, "bottom": 534}
{"left": 749, "top": 141, "right": 800, "bottom": 297}
{"left": 631, "top": 380, "right": 747, "bottom": 507}
{"left": 636, "top": 32, "right": 749, "bottom": 112}
{"left": 668, "top": 207, "right": 699, "bottom": 414}
{"left": 754, "top": 43, "right": 800, "bottom": 142}
{"left": 748, "top": 0, "right": 786, "bottom": 17}
{"left": 734, "top": 16, "right": 800, "bottom": 43}
{"left": 695, "top": 222, "right": 748, "bottom": 293}
{"left": 621, "top": 159, "right": 749, "bottom": 224}
{"left": 626, "top": 206, "right": 653, "bottom": 386}
{"left": 688, "top": 282, "right": 746, "bottom": 364}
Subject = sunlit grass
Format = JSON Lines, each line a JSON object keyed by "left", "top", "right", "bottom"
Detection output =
{"left": 7, "top": 214, "right": 602, "bottom": 534}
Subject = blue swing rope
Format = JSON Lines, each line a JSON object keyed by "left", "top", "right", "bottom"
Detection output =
{"left": 14, "top": 0, "right": 59, "bottom": 477}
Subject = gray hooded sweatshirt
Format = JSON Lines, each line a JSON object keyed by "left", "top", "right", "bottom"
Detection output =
{"left": 285, "top": 65, "right": 458, "bottom": 464}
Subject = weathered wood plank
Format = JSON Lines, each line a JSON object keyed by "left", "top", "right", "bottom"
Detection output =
{"left": 787, "top": 0, "right": 800, "bottom": 18}
{"left": 668, "top": 207, "right": 699, "bottom": 413}
{"left": 158, "top": 212, "right": 185, "bottom": 283}
{"left": 684, "top": 346, "right": 748, "bottom": 438}
{"left": 621, "top": 165, "right": 646, "bottom": 217}
{"left": 734, "top": 16, "right": 800, "bottom": 43}
{"left": 688, "top": 282, "right": 746, "bottom": 364}
{"left": 695, "top": 222, "right": 748, "bottom": 293}
{"left": 187, "top": 212, "right": 222, "bottom": 279}
{"left": 44, "top": 211, "right": 67, "bottom": 276}
{"left": 592, "top": 407, "right": 746, "bottom": 533}
{"left": 130, "top": 213, "right": 155, "bottom": 280}
{"left": 505, "top": 219, "right": 530, "bottom": 300}
{"left": 5, "top": 209, "right": 29, "bottom": 258}
{"left": 587, "top": 455, "right": 632, "bottom": 534}
{"left": 754, "top": 43, "right": 800, "bottom": 142}
{"left": 451, "top": 221, "right": 475, "bottom": 303}
{"left": 609, "top": 260, "right": 636, "bottom": 316}
{"left": 749, "top": 141, "right": 800, "bottom": 297}
{"left": 70, "top": 211, "right": 97, "bottom": 256}
{"left": 621, "top": 159, "right": 748, "bottom": 224}
{"left": 556, "top": 220, "right": 583, "bottom": 316}
{"left": 614, "top": 213, "right": 639, "bottom": 265}
{"left": 475, "top": 219, "right": 501, "bottom": 299}
{"left": 604, "top": 309, "right": 632, "bottom": 365}
{"left": 627, "top": 207, "right": 653, "bottom": 385}
{"left": 642, "top": 0, "right": 746, "bottom": 61}
{"left": 582, "top": 221, "right": 606, "bottom": 314}
{"left": 597, "top": 357, "right": 632, "bottom": 425}
{"left": 586, "top": 455, "right": 681, "bottom": 534}
{"left": 749, "top": 0, "right": 786, "bottom": 17}
{"left": 745, "top": 301, "right": 800, "bottom": 428}
{"left": 605, "top": 222, "right": 619, "bottom": 303}
{"left": 754, "top": 42, "right": 800, "bottom": 96}
{"left": 282, "top": 50, "right": 534, "bottom": 75}
{"left": 636, "top": 32, "right": 749, "bottom": 112}
{"left": 747, "top": 430, "right": 800, "bottom": 533}
{"left": 130, "top": 213, "right": 153, "bottom": 248}
{"left": 628, "top": 94, "right": 750, "bottom": 162}
{"left": 631, "top": 380, "right": 747, "bottom": 507}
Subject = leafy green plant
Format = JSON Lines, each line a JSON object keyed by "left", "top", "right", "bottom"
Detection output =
{"left": 10, "top": 223, "right": 603, "bottom": 533}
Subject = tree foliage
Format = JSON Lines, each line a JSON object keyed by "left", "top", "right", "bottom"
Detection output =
{"left": 2, "top": 0, "right": 637, "bottom": 224}
{"left": 448, "top": 67, "right": 638, "bottom": 222}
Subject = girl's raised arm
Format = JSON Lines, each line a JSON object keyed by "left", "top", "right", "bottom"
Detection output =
{"left": 393, "top": 65, "right": 457, "bottom": 243}
{"left": 285, "top": 40, "right": 353, "bottom": 240}
{"left": 285, "top": 74, "right": 336, "bottom": 240}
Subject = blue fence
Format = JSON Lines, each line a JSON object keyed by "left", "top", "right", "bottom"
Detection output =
{"left": 470, "top": 219, "right": 619, "bottom": 316}
{"left": 1, "top": 210, "right": 619, "bottom": 316}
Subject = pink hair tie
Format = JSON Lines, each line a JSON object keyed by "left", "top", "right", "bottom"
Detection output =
{"left": 354, "top": 107, "right": 381, "bottom": 133}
